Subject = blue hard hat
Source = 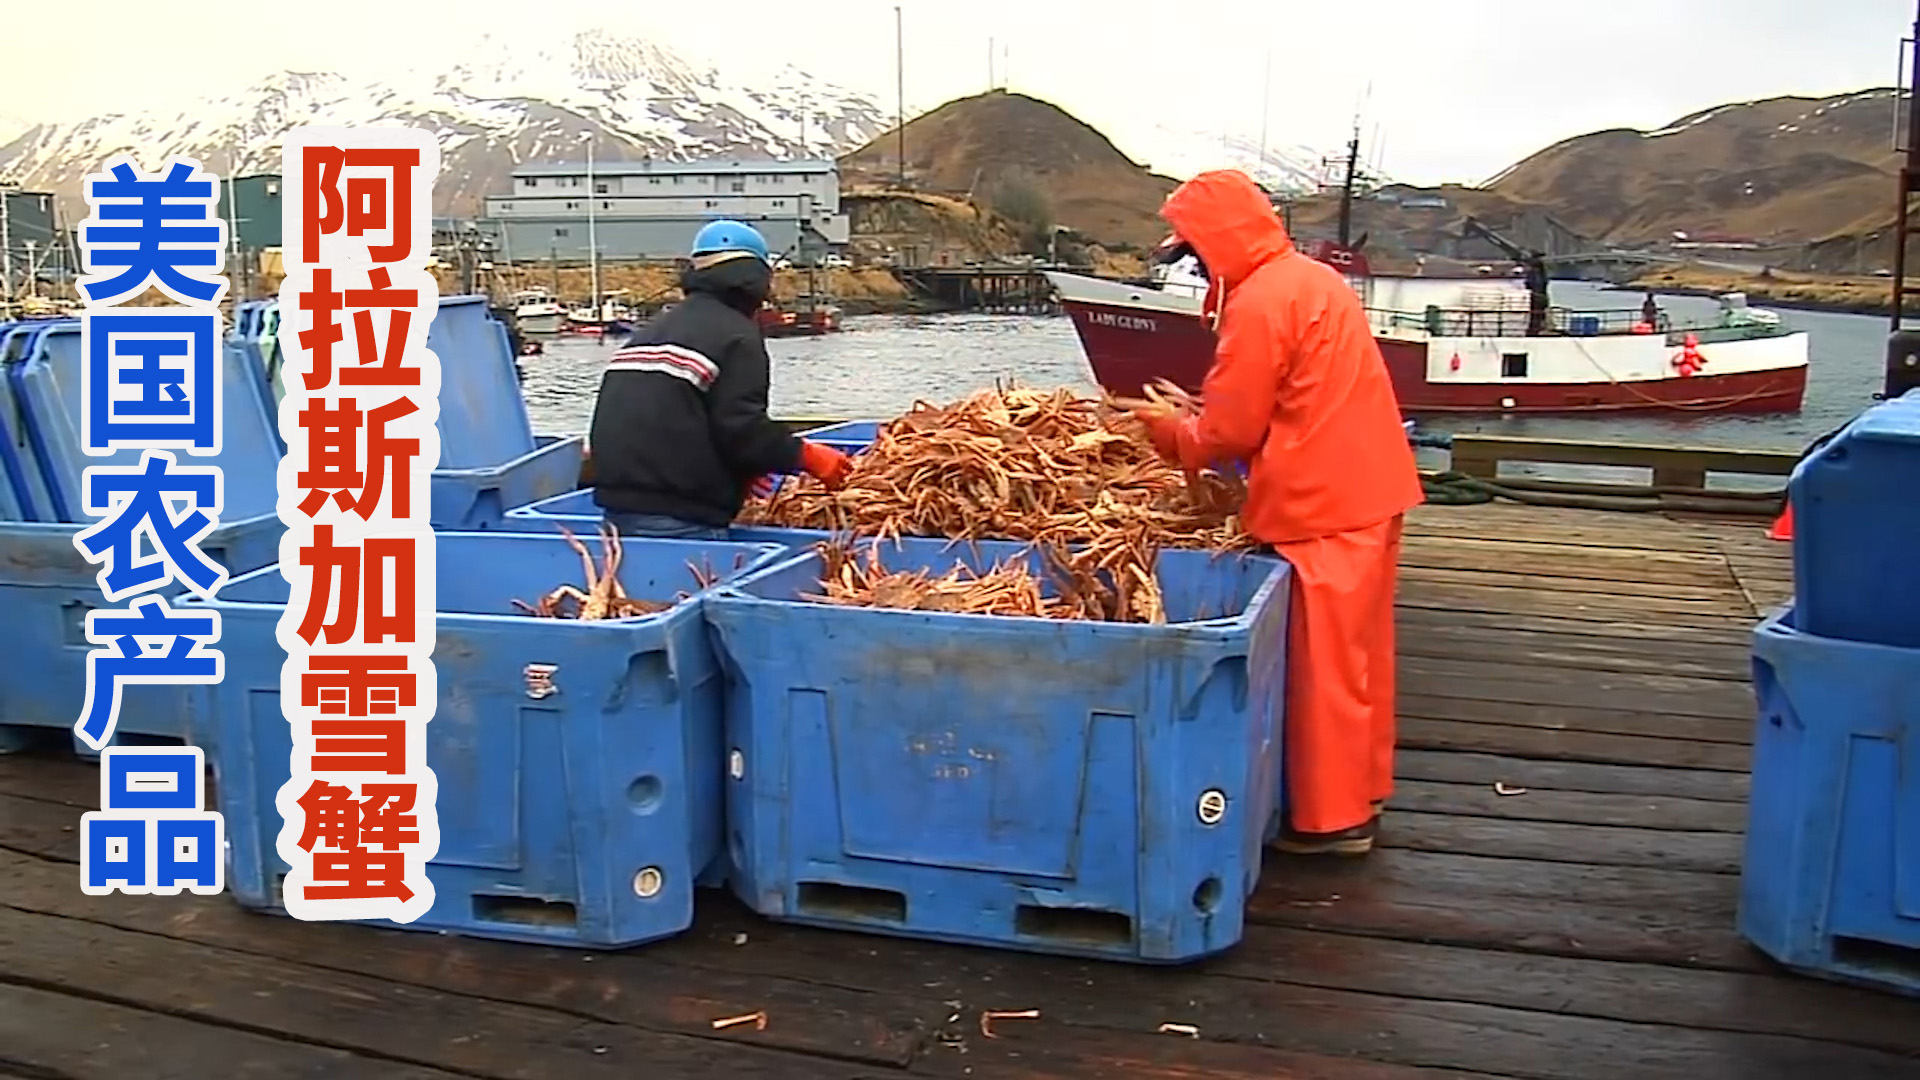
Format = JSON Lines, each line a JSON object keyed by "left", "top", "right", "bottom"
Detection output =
{"left": 690, "top": 220, "right": 770, "bottom": 265}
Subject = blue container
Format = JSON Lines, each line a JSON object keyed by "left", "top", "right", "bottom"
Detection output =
{"left": 500, "top": 488, "right": 835, "bottom": 552}
{"left": 1741, "top": 604, "right": 1920, "bottom": 996}
{"left": 798, "top": 419, "right": 881, "bottom": 448}
{"left": 1790, "top": 390, "right": 1920, "bottom": 649}
{"left": 1569, "top": 315, "right": 1600, "bottom": 336}
{"left": 429, "top": 434, "right": 586, "bottom": 530}
{"left": 420, "top": 296, "right": 585, "bottom": 527}
{"left": 704, "top": 537, "right": 1291, "bottom": 963}
{"left": 0, "top": 321, "right": 286, "bottom": 751}
{"left": 199, "top": 531, "right": 786, "bottom": 948}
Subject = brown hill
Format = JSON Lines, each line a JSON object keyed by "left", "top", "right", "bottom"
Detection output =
{"left": 839, "top": 90, "right": 1178, "bottom": 250}
{"left": 1485, "top": 89, "right": 1901, "bottom": 246}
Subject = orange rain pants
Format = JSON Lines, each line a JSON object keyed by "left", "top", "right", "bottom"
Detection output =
{"left": 1273, "top": 515, "right": 1405, "bottom": 834}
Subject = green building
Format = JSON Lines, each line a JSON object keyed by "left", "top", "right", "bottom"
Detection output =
{"left": 222, "top": 173, "right": 283, "bottom": 250}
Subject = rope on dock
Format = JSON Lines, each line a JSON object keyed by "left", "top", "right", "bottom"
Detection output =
{"left": 1419, "top": 470, "right": 1785, "bottom": 517}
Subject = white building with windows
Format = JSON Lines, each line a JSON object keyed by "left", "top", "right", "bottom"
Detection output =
{"left": 483, "top": 158, "right": 850, "bottom": 263}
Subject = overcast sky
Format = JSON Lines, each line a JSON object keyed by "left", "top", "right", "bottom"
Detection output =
{"left": 6, "top": 0, "right": 1912, "bottom": 184}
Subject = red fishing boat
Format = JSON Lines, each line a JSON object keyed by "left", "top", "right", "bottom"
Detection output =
{"left": 1047, "top": 140, "right": 1809, "bottom": 415}
{"left": 758, "top": 297, "right": 843, "bottom": 338}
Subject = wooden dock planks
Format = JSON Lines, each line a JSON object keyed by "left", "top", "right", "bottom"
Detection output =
{"left": 0, "top": 501, "right": 1914, "bottom": 1080}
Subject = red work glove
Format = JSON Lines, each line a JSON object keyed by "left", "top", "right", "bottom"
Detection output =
{"left": 798, "top": 439, "right": 853, "bottom": 491}
{"left": 748, "top": 475, "right": 777, "bottom": 499}
{"left": 1131, "top": 409, "right": 1188, "bottom": 465}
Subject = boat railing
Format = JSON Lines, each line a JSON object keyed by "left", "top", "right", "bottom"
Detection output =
{"left": 1367, "top": 305, "right": 1689, "bottom": 339}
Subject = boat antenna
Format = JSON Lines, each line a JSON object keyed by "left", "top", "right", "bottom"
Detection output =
{"left": 895, "top": 6, "right": 906, "bottom": 188}
{"left": 1258, "top": 48, "right": 1272, "bottom": 182}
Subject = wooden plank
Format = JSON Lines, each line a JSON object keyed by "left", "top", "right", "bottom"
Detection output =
{"left": 0, "top": 903, "right": 892, "bottom": 1080}
{"left": 0, "top": 751, "right": 100, "bottom": 807}
{"left": 1393, "top": 750, "right": 1750, "bottom": 803}
{"left": 1398, "top": 718, "right": 1752, "bottom": 772}
{"left": 1399, "top": 536, "right": 1736, "bottom": 586}
{"left": 0, "top": 984, "right": 469, "bottom": 1080}
{"left": 1247, "top": 847, "right": 1758, "bottom": 971}
{"left": 1443, "top": 433, "right": 1801, "bottom": 479}
{"left": 0, "top": 837, "right": 923, "bottom": 1069}
{"left": 1394, "top": 624, "right": 1752, "bottom": 682}
{"left": 1380, "top": 809, "right": 1741, "bottom": 874}
{"left": 1403, "top": 563, "right": 1745, "bottom": 603}
{"left": 1399, "top": 656, "right": 1756, "bottom": 722}
{"left": 644, "top": 907, "right": 1920, "bottom": 1080}
{"left": 1227, "top": 926, "right": 1920, "bottom": 1058}
{"left": 1397, "top": 605, "right": 1755, "bottom": 648}
{"left": 1398, "top": 695, "right": 1753, "bottom": 748}
{"left": 1398, "top": 581, "right": 1757, "bottom": 628}
{"left": 0, "top": 850, "right": 1476, "bottom": 1080}
{"left": 1388, "top": 778, "right": 1749, "bottom": 832}
{"left": 1405, "top": 505, "right": 1731, "bottom": 546}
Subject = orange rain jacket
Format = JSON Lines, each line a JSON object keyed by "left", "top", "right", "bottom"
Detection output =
{"left": 1158, "top": 170, "right": 1423, "bottom": 545}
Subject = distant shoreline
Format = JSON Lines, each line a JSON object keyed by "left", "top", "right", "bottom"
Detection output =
{"left": 1613, "top": 268, "right": 1895, "bottom": 320}
{"left": 1604, "top": 283, "right": 1889, "bottom": 319}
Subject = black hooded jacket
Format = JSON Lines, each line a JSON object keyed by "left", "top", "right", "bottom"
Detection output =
{"left": 588, "top": 256, "right": 803, "bottom": 526}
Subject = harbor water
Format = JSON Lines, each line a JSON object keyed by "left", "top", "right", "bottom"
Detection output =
{"left": 518, "top": 281, "right": 1889, "bottom": 460}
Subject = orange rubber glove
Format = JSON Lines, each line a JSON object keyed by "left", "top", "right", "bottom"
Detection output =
{"left": 1131, "top": 409, "right": 1188, "bottom": 465}
{"left": 798, "top": 440, "right": 853, "bottom": 491}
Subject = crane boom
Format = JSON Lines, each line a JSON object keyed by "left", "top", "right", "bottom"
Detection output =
{"left": 1459, "top": 217, "right": 1551, "bottom": 336}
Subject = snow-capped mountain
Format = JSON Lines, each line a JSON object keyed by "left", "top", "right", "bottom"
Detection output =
{"left": 1130, "top": 123, "right": 1370, "bottom": 195}
{"left": 0, "top": 27, "right": 890, "bottom": 219}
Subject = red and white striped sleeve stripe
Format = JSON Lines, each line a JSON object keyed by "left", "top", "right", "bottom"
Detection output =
{"left": 607, "top": 343, "right": 719, "bottom": 391}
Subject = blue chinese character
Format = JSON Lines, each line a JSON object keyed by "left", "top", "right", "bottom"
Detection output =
{"left": 75, "top": 597, "right": 223, "bottom": 751}
{"left": 73, "top": 450, "right": 227, "bottom": 601}
{"left": 81, "top": 311, "right": 221, "bottom": 455}
{"left": 78, "top": 158, "right": 226, "bottom": 306}
{"left": 80, "top": 746, "right": 224, "bottom": 896}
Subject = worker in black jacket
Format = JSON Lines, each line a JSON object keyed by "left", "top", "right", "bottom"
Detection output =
{"left": 588, "top": 220, "right": 852, "bottom": 538}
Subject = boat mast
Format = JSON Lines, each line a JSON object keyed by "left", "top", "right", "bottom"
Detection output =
{"left": 585, "top": 135, "right": 602, "bottom": 328}
{"left": 1336, "top": 119, "right": 1360, "bottom": 249}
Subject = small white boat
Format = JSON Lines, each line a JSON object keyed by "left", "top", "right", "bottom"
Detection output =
{"left": 512, "top": 289, "right": 566, "bottom": 335}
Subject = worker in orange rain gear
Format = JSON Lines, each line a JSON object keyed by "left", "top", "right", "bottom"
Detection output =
{"left": 1133, "top": 169, "right": 1425, "bottom": 857}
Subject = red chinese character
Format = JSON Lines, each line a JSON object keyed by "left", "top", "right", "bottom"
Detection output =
{"left": 309, "top": 717, "right": 408, "bottom": 773}
{"left": 294, "top": 779, "right": 359, "bottom": 850}
{"left": 296, "top": 528, "right": 416, "bottom": 646}
{"left": 305, "top": 849, "right": 416, "bottom": 903}
{"left": 357, "top": 783, "right": 422, "bottom": 850}
{"left": 300, "top": 146, "right": 420, "bottom": 265}
{"left": 295, "top": 396, "right": 420, "bottom": 519}
{"left": 293, "top": 779, "right": 420, "bottom": 852}
{"left": 302, "top": 655, "right": 415, "bottom": 718}
{"left": 297, "top": 269, "right": 347, "bottom": 392}
{"left": 344, "top": 267, "right": 421, "bottom": 387}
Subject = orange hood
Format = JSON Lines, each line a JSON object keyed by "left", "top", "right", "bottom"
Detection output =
{"left": 1159, "top": 170, "right": 1294, "bottom": 285}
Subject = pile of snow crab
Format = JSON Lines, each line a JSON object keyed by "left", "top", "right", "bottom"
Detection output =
{"left": 741, "top": 382, "right": 1255, "bottom": 624}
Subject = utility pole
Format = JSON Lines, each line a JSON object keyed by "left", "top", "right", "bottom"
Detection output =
{"left": 226, "top": 152, "right": 243, "bottom": 301}
{"left": 0, "top": 182, "right": 13, "bottom": 312}
{"left": 988, "top": 37, "right": 995, "bottom": 91}
{"left": 895, "top": 5, "right": 906, "bottom": 189}
{"left": 1888, "top": 0, "right": 1920, "bottom": 399}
